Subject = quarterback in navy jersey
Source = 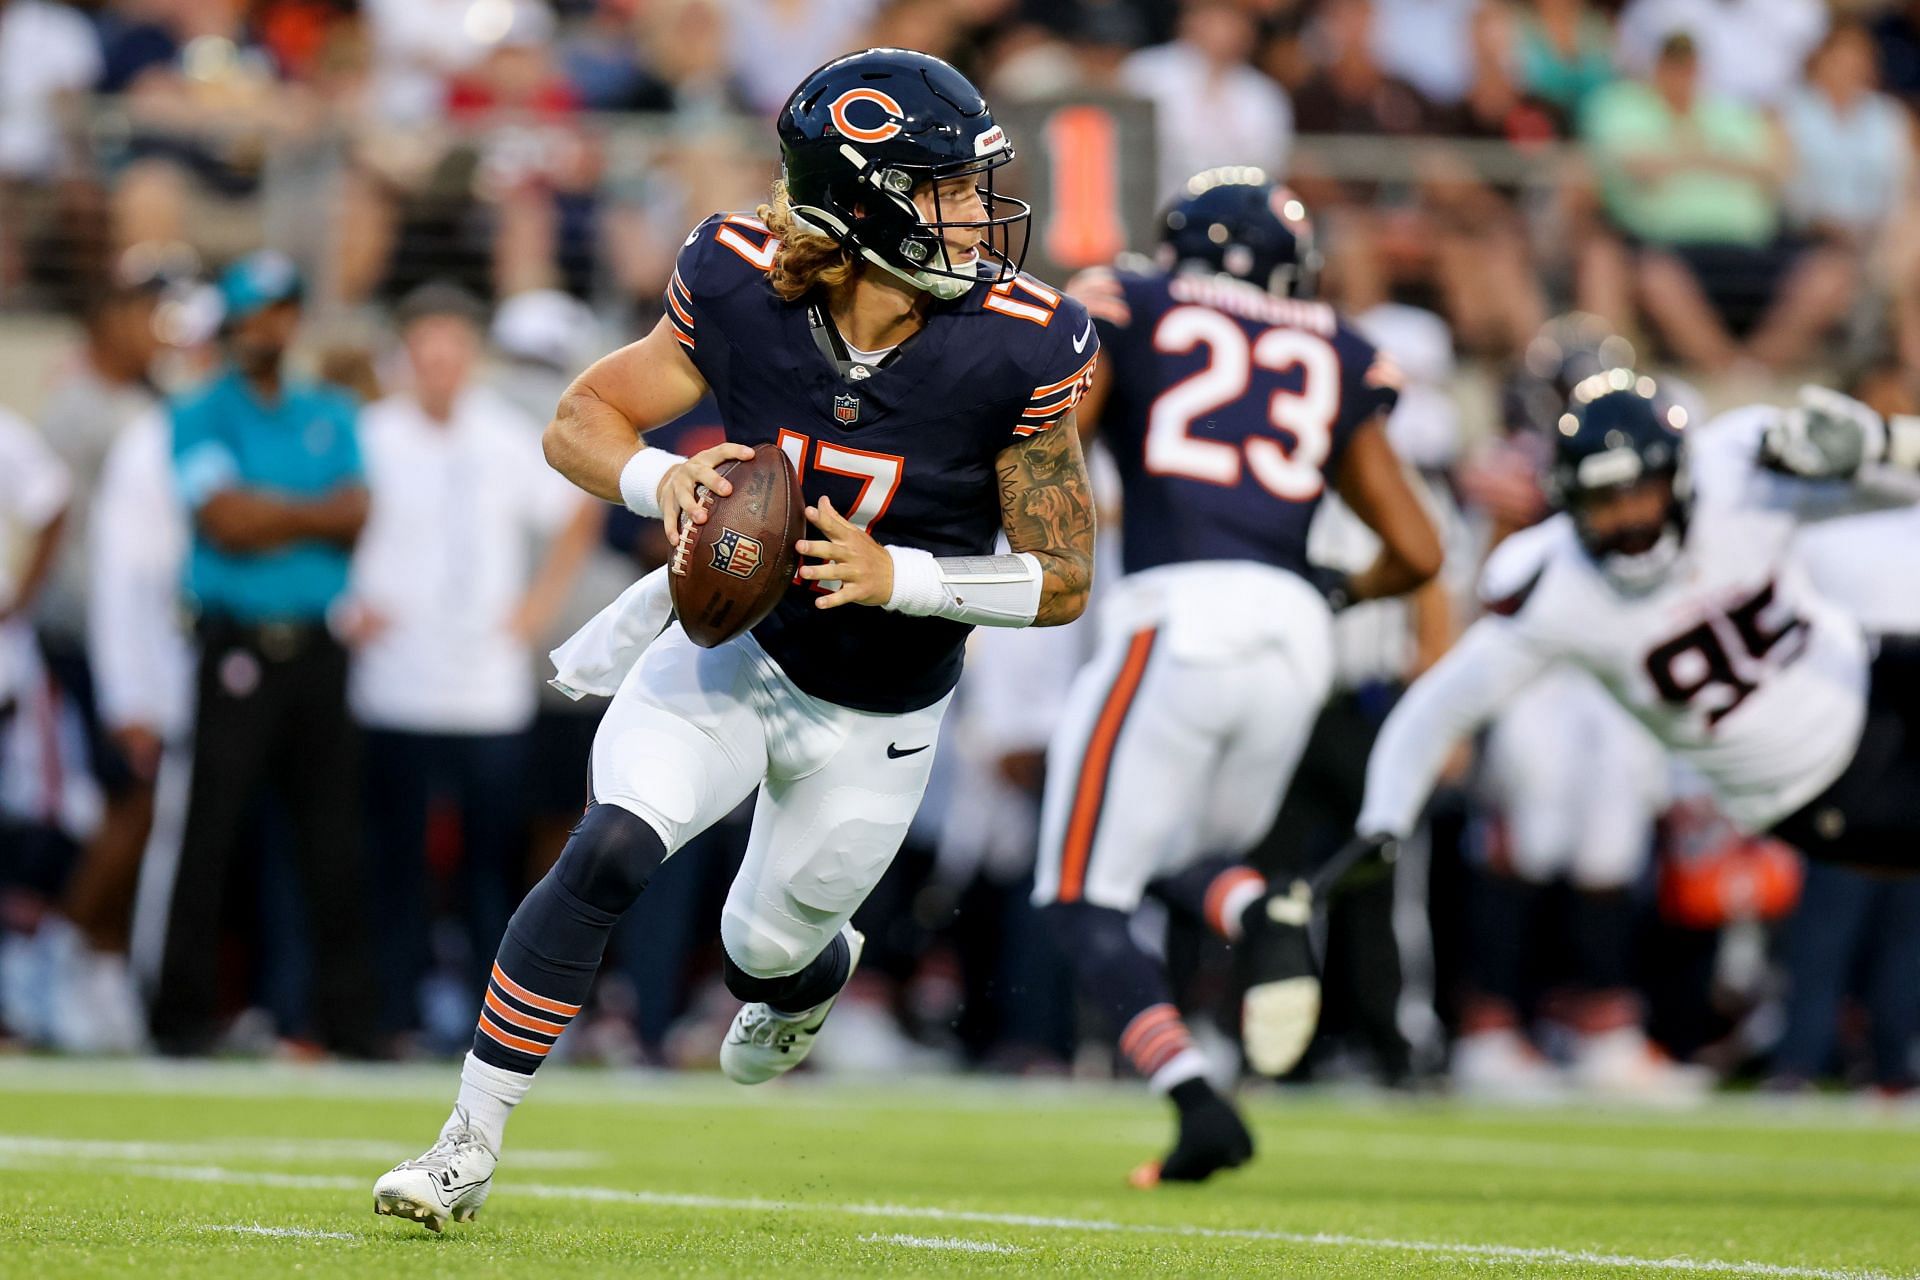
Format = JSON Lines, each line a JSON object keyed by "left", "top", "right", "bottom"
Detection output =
{"left": 1031, "top": 172, "right": 1441, "bottom": 1187}
{"left": 375, "top": 49, "right": 1099, "bottom": 1230}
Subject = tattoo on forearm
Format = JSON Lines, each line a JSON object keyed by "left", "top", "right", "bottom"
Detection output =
{"left": 996, "top": 414, "right": 1096, "bottom": 626}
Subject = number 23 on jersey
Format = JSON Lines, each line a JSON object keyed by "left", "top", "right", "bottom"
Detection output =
{"left": 1145, "top": 305, "right": 1340, "bottom": 502}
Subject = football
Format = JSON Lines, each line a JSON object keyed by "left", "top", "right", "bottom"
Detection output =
{"left": 668, "top": 445, "right": 804, "bottom": 648}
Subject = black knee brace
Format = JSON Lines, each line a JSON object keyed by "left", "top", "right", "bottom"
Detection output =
{"left": 554, "top": 802, "right": 669, "bottom": 916}
{"left": 723, "top": 932, "right": 851, "bottom": 1015}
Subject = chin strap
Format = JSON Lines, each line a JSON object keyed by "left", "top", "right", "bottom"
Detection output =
{"left": 861, "top": 249, "right": 976, "bottom": 301}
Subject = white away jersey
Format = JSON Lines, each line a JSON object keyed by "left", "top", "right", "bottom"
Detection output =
{"left": 1359, "top": 404, "right": 1877, "bottom": 837}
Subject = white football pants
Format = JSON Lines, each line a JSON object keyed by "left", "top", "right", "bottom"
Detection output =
{"left": 591, "top": 624, "right": 948, "bottom": 976}
{"left": 1032, "top": 570, "right": 1332, "bottom": 911}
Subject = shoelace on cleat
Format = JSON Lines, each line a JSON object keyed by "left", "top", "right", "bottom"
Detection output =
{"left": 401, "top": 1129, "right": 483, "bottom": 1178}
{"left": 735, "top": 1005, "right": 810, "bottom": 1049}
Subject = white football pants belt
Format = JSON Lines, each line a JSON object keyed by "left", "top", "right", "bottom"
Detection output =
{"left": 884, "top": 547, "right": 1043, "bottom": 628}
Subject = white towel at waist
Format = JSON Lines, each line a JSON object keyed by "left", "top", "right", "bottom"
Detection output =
{"left": 548, "top": 565, "right": 675, "bottom": 700}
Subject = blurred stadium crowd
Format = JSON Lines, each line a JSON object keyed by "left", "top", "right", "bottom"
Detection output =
{"left": 3, "top": 0, "right": 1920, "bottom": 1101}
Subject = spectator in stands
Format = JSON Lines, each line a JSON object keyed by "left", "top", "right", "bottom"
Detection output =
{"left": 0, "top": 0, "right": 102, "bottom": 296}
{"left": 1370, "top": 0, "right": 1482, "bottom": 108}
{"left": 0, "top": 0, "right": 99, "bottom": 181}
{"left": 149, "top": 251, "right": 376, "bottom": 1057}
{"left": 1294, "top": 0, "right": 1546, "bottom": 356}
{"left": 1513, "top": 0, "right": 1616, "bottom": 126}
{"left": 1615, "top": 0, "right": 1827, "bottom": 107}
{"left": 361, "top": 0, "right": 550, "bottom": 125}
{"left": 1121, "top": 0, "right": 1292, "bottom": 201}
{"left": 728, "top": 0, "right": 877, "bottom": 116}
{"left": 1582, "top": 32, "right": 1853, "bottom": 373}
{"left": 27, "top": 248, "right": 185, "bottom": 1052}
{"left": 1784, "top": 22, "right": 1912, "bottom": 252}
{"left": 559, "top": 0, "right": 744, "bottom": 115}
{"left": 345, "top": 282, "right": 597, "bottom": 1049}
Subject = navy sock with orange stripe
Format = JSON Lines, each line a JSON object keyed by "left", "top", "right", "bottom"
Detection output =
{"left": 1039, "top": 901, "right": 1207, "bottom": 1091}
{"left": 470, "top": 803, "right": 667, "bottom": 1075}
{"left": 1149, "top": 857, "right": 1268, "bottom": 941}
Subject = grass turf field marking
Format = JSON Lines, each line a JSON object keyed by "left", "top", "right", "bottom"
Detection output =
{"left": 2, "top": 1152, "right": 1902, "bottom": 1280}
{"left": 859, "top": 1234, "right": 1022, "bottom": 1255}
{"left": 203, "top": 1225, "right": 358, "bottom": 1241}
{"left": 0, "top": 1135, "right": 600, "bottom": 1168}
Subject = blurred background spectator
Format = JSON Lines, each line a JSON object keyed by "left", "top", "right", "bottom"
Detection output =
{"left": 1582, "top": 32, "right": 1852, "bottom": 374}
{"left": 345, "top": 281, "right": 597, "bottom": 1053}
{"left": 0, "top": 0, "right": 1917, "bottom": 1107}
{"left": 147, "top": 251, "right": 374, "bottom": 1057}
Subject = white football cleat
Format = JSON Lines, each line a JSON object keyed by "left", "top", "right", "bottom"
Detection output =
{"left": 720, "top": 926, "right": 864, "bottom": 1085}
{"left": 373, "top": 1116, "right": 496, "bottom": 1232}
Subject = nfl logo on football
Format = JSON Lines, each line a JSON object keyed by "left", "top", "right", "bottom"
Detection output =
{"left": 834, "top": 394, "right": 861, "bottom": 424}
{"left": 710, "top": 527, "right": 764, "bottom": 579}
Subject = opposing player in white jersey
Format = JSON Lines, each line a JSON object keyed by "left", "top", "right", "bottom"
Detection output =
{"left": 1349, "top": 373, "right": 1920, "bottom": 895}
{"left": 1031, "top": 173, "right": 1441, "bottom": 1185}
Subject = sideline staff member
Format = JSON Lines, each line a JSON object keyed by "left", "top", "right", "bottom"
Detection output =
{"left": 150, "top": 252, "right": 376, "bottom": 1056}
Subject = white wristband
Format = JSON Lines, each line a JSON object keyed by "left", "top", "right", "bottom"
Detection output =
{"left": 618, "top": 447, "right": 686, "bottom": 518}
{"left": 884, "top": 546, "right": 1044, "bottom": 628}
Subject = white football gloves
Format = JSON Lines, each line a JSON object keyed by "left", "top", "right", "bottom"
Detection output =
{"left": 1764, "top": 385, "right": 1920, "bottom": 480}
{"left": 1763, "top": 386, "right": 1885, "bottom": 479}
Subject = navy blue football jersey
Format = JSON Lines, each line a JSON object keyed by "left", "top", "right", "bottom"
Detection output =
{"left": 662, "top": 212, "right": 1099, "bottom": 713}
{"left": 1070, "top": 263, "right": 1398, "bottom": 578}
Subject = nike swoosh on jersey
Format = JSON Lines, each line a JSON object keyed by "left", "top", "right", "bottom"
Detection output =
{"left": 1071, "top": 318, "right": 1094, "bottom": 353}
{"left": 887, "top": 743, "right": 930, "bottom": 759}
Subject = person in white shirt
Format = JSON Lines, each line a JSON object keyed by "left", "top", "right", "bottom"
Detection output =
{"left": 0, "top": 0, "right": 98, "bottom": 173}
{"left": 1120, "top": 0, "right": 1293, "bottom": 202}
{"left": 347, "top": 282, "right": 598, "bottom": 1046}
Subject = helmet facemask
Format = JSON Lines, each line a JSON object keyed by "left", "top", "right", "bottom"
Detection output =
{"left": 788, "top": 145, "right": 1031, "bottom": 302}
{"left": 1558, "top": 461, "right": 1690, "bottom": 595}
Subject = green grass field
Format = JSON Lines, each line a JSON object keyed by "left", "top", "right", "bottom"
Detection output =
{"left": 1, "top": 1059, "right": 1915, "bottom": 1278}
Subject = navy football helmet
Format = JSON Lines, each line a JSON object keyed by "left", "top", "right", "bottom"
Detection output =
{"left": 1157, "top": 167, "right": 1320, "bottom": 298}
{"left": 778, "top": 49, "right": 1029, "bottom": 299}
{"left": 1548, "top": 369, "right": 1694, "bottom": 589}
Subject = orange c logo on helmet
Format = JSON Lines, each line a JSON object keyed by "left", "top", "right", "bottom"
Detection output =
{"left": 829, "top": 88, "right": 905, "bottom": 144}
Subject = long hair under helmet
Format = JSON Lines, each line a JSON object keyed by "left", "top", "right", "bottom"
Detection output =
{"left": 777, "top": 49, "right": 1031, "bottom": 301}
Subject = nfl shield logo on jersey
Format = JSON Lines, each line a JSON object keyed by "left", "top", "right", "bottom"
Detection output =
{"left": 834, "top": 394, "right": 861, "bottom": 424}
{"left": 710, "top": 527, "right": 764, "bottom": 579}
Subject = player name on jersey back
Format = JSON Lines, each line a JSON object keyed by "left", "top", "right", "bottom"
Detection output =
{"left": 1073, "top": 264, "right": 1396, "bottom": 580}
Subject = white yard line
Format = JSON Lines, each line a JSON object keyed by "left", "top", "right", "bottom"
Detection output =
{"left": 860, "top": 1233, "right": 1021, "bottom": 1255}
{"left": 0, "top": 1135, "right": 599, "bottom": 1169}
{"left": 0, "top": 1151, "right": 1903, "bottom": 1280}
{"left": 203, "top": 1224, "right": 358, "bottom": 1241}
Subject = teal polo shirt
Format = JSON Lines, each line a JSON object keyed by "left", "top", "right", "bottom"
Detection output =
{"left": 170, "top": 368, "right": 363, "bottom": 622}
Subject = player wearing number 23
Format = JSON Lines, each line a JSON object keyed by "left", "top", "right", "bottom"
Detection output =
{"left": 1030, "top": 171, "right": 1443, "bottom": 1188}
{"left": 373, "top": 48, "right": 1100, "bottom": 1232}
